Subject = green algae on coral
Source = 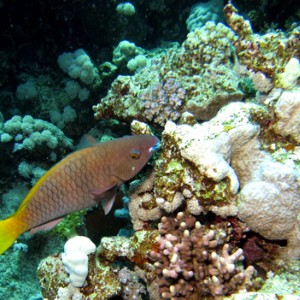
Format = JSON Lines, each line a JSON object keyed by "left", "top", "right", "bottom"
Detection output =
{"left": 50, "top": 210, "right": 88, "bottom": 239}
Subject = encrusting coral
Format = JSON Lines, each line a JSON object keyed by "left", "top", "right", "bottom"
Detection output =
{"left": 38, "top": 230, "right": 159, "bottom": 300}
{"left": 92, "top": 21, "right": 246, "bottom": 125}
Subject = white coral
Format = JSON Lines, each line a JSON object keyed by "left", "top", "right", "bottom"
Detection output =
{"left": 164, "top": 102, "right": 262, "bottom": 194}
{"left": 58, "top": 49, "right": 98, "bottom": 85}
{"left": 61, "top": 236, "right": 96, "bottom": 287}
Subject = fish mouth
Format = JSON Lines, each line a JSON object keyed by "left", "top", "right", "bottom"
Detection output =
{"left": 149, "top": 139, "right": 160, "bottom": 153}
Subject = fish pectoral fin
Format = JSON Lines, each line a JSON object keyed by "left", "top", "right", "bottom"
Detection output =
{"left": 101, "top": 193, "right": 117, "bottom": 215}
{"left": 89, "top": 184, "right": 118, "bottom": 215}
{"left": 29, "top": 217, "right": 64, "bottom": 236}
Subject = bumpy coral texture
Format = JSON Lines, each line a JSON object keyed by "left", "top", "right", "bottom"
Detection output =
{"left": 238, "top": 161, "right": 300, "bottom": 240}
{"left": 38, "top": 252, "right": 122, "bottom": 300}
{"left": 224, "top": 3, "right": 300, "bottom": 88}
{"left": 141, "top": 78, "right": 186, "bottom": 126}
{"left": 151, "top": 102, "right": 263, "bottom": 220}
{"left": 128, "top": 101, "right": 300, "bottom": 252}
{"left": 274, "top": 88, "right": 300, "bottom": 143}
{"left": 38, "top": 230, "right": 158, "bottom": 300}
{"left": 93, "top": 21, "right": 245, "bottom": 125}
{"left": 57, "top": 48, "right": 100, "bottom": 85}
{"left": 0, "top": 115, "right": 73, "bottom": 153}
{"left": 149, "top": 212, "right": 256, "bottom": 299}
{"left": 186, "top": 0, "right": 224, "bottom": 32}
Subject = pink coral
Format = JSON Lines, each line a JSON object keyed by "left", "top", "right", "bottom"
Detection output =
{"left": 149, "top": 212, "right": 256, "bottom": 299}
{"left": 141, "top": 78, "right": 186, "bottom": 126}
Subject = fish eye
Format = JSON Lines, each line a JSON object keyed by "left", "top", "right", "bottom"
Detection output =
{"left": 130, "top": 149, "right": 140, "bottom": 160}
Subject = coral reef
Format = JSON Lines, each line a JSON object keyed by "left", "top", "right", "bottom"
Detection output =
{"left": 0, "top": 115, "right": 73, "bottom": 153}
{"left": 225, "top": 260, "right": 300, "bottom": 299}
{"left": 93, "top": 21, "right": 245, "bottom": 125}
{"left": 273, "top": 87, "right": 300, "bottom": 143}
{"left": 38, "top": 212, "right": 258, "bottom": 300}
{"left": 57, "top": 48, "right": 101, "bottom": 86}
{"left": 259, "top": 260, "right": 300, "bottom": 296}
{"left": 118, "top": 267, "right": 147, "bottom": 300}
{"left": 129, "top": 102, "right": 262, "bottom": 230}
{"left": 141, "top": 78, "right": 186, "bottom": 126}
{"left": 61, "top": 236, "right": 96, "bottom": 287}
{"left": 186, "top": 0, "right": 224, "bottom": 32}
{"left": 112, "top": 40, "right": 146, "bottom": 72}
{"left": 116, "top": 2, "right": 136, "bottom": 17}
{"left": 1, "top": 0, "right": 300, "bottom": 298}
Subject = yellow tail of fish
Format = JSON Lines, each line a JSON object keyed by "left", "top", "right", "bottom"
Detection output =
{"left": 0, "top": 215, "right": 26, "bottom": 255}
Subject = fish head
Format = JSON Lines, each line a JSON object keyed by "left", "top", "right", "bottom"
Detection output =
{"left": 112, "top": 134, "right": 160, "bottom": 182}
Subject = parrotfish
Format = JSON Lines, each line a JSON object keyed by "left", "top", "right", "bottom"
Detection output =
{"left": 0, "top": 134, "right": 159, "bottom": 255}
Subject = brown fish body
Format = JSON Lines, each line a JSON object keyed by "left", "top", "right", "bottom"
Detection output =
{"left": 22, "top": 145, "right": 117, "bottom": 230}
{"left": 0, "top": 134, "right": 159, "bottom": 254}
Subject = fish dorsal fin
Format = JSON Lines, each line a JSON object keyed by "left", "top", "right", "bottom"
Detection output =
{"left": 77, "top": 134, "right": 97, "bottom": 150}
{"left": 89, "top": 184, "right": 118, "bottom": 215}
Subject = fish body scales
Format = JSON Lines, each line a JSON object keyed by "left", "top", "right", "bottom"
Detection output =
{"left": 23, "top": 146, "right": 113, "bottom": 230}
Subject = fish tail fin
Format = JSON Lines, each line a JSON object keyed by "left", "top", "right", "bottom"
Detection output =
{"left": 0, "top": 215, "right": 26, "bottom": 255}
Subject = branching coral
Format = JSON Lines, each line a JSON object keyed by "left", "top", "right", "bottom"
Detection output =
{"left": 149, "top": 212, "right": 256, "bottom": 298}
{"left": 224, "top": 3, "right": 300, "bottom": 89}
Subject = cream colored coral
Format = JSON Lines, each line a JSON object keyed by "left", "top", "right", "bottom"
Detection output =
{"left": 274, "top": 87, "right": 300, "bottom": 143}
{"left": 277, "top": 58, "right": 300, "bottom": 89}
